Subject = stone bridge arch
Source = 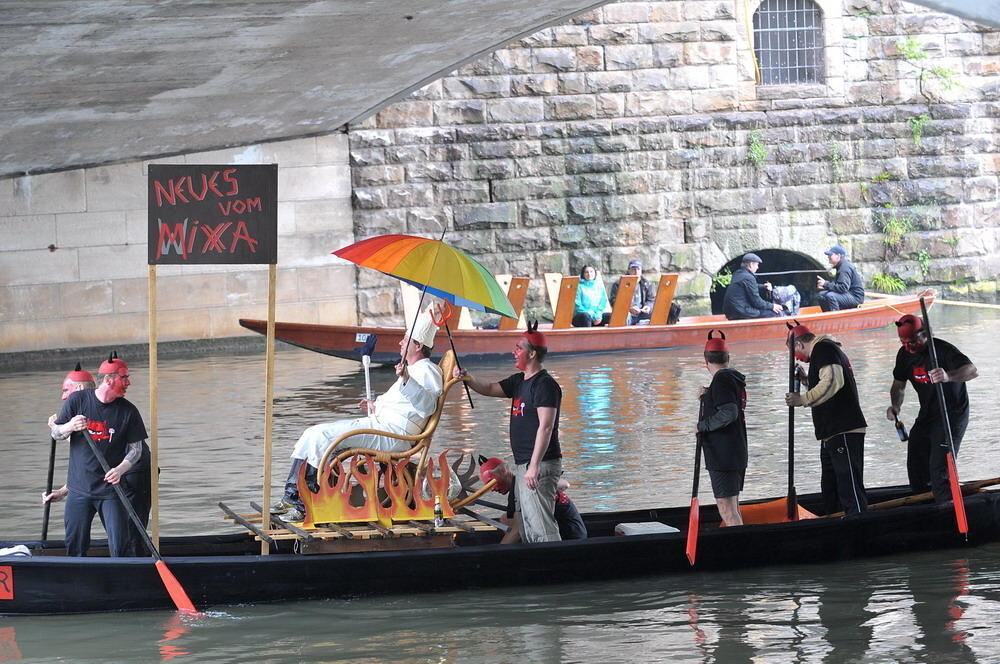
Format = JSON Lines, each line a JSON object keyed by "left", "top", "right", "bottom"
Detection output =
{"left": 709, "top": 249, "right": 826, "bottom": 315}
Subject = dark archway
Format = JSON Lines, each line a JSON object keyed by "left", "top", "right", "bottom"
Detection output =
{"left": 710, "top": 249, "right": 827, "bottom": 315}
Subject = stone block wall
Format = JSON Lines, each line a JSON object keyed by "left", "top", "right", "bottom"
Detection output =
{"left": 0, "top": 136, "right": 357, "bottom": 353}
{"left": 348, "top": 0, "right": 1000, "bottom": 324}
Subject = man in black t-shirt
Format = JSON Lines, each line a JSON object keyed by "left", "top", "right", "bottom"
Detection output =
{"left": 53, "top": 355, "right": 148, "bottom": 556}
{"left": 456, "top": 323, "right": 563, "bottom": 542}
{"left": 697, "top": 331, "right": 748, "bottom": 526}
{"left": 887, "top": 314, "right": 978, "bottom": 501}
{"left": 785, "top": 324, "right": 868, "bottom": 515}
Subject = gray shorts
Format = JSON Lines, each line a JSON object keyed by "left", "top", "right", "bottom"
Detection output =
{"left": 708, "top": 469, "right": 745, "bottom": 499}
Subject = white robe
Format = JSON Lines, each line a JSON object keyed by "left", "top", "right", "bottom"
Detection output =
{"left": 291, "top": 358, "right": 444, "bottom": 468}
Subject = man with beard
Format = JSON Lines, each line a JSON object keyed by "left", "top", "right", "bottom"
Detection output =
{"left": 456, "top": 322, "right": 563, "bottom": 542}
{"left": 52, "top": 354, "right": 149, "bottom": 556}
{"left": 887, "top": 314, "right": 978, "bottom": 501}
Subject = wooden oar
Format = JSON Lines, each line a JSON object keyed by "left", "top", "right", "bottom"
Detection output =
{"left": 786, "top": 330, "right": 798, "bottom": 521}
{"left": 41, "top": 436, "right": 57, "bottom": 541}
{"left": 82, "top": 430, "right": 198, "bottom": 614}
{"left": 826, "top": 476, "right": 1000, "bottom": 517}
{"left": 919, "top": 296, "right": 968, "bottom": 536}
{"left": 686, "top": 401, "right": 705, "bottom": 566}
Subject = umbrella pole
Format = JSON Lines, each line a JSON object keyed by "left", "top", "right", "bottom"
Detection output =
{"left": 443, "top": 321, "right": 475, "bottom": 409}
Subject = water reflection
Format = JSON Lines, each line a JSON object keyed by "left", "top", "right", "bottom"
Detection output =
{"left": 1, "top": 306, "right": 999, "bottom": 661}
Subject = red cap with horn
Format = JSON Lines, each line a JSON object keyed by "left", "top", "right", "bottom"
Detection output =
{"left": 705, "top": 329, "right": 728, "bottom": 353}
{"left": 478, "top": 457, "right": 511, "bottom": 494}
{"left": 98, "top": 351, "right": 128, "bottom": 375}
{"left": 523, "top": 320, "right": 547, "bottom": 348}
{"left": 895, "top": 314, "right": 923, "bottom": 339}
{"left": 786, "top": 321, "right": 812, "bottom": 339}
{"left": 65, "top": 361, "right": 94, "bottom": 383}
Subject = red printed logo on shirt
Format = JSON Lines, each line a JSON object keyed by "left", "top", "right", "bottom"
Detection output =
{"left": 911, "top": 366, "right": 931, "bottom": 384}
{"left": 86, "top": 419, "right": 112, "bottom": 442}
{"left": 511, "top": 398, "right": 526, "bottom": 417}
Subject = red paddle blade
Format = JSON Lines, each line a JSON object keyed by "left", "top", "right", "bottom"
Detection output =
{"left": 946, "top": 453, "right": 969, "bottom": 535}
{"left": 685, "top": 497, "right": 700, "bottom": 566}
{"left": 155, "top": 560, "right": 200, "bottom": 615}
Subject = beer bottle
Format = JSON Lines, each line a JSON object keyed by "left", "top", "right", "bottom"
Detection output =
{"left": 433, "top": 496, "right": 444, "bottom": 528}
{"left": 894, "top": 416, "right": 909, "bottom": 442}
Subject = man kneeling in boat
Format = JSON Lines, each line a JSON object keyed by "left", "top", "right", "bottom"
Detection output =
{"left": 785, "top": 325, "right": 868, "bottom": 515}
{"left": 697, "top": 331, "right": 748, "bottom": 527}
{"left": 272, "top": 310, "right": 443, "bottom": 522}
{"left": 479, "top": 457, "right": 587, "bottom": 542}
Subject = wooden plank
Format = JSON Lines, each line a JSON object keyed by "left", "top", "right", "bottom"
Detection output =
{"left": 649, "top": 273, "right": 679, "bottom": 325}
{"left": 443, "top": 518, "right": 476, "bottom": 533}
{"left": 261, "top": 262, "right": 277, "bottom": 555}
{"left": 251, "top": 501, "right": 314, "bottom": 541}
{"left": 608, "top": 275, "right": 639, "bottom": 327}
{"left": 218, "top": 501, "right": 274, "bottom": 545}
{"left": 407, "top": 520, "right": 435, "bottom": 533}
{"left": 498, "top": 276, "right": 530, "bottom": 331}
{"left": 551, "top": 276, "right": 579, "bottom": 329}
{"left": 367, "top": 521, "right": 395, "bottom": 537}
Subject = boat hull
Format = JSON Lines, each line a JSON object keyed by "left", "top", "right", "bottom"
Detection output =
{"left": 2, "top": 483, "right": 997, "bottom": 616}
{"left": 239, "top": 292, "right": 933, "bottom": 364}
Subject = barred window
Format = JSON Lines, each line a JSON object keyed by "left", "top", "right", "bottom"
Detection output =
{"left": 753, "top": 0, "right": 824, "bottom": 85}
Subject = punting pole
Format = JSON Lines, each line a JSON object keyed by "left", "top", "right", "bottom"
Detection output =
{"left": 919, "top": 296, "right": 968, "bottom": 537}
{"left": 261, "top": 263, "right": 277, "bottom": 555}
{"left": 148, "top": 264, "right": 160, "bottom": 547}
{"left": 41, "top": 436, "right": 57, "bottom": 540}
{"left": 686, "top": 400, "right": 705, "bottom": 566}
{"left": 786, "top": 330, "right": 798, "bottom": 521}
{"left": 83, "top": 431, "right": 197, "bottom": 614}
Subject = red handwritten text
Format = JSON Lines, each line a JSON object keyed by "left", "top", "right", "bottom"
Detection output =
{"left": 152, "top": 169, "right": 239, "bottom": 207}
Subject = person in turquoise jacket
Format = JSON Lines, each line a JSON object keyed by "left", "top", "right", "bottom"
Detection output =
{"left": 572, "top": 265, "right": 611, "bottom": 327}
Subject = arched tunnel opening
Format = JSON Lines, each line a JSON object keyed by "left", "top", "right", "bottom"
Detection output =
{"left": 710, "top": 249, "right": 828, "bottom": 315}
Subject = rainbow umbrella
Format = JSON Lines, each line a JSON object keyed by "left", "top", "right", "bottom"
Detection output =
{"left": 332, "top": 234, "right": 516, "bottom": 319}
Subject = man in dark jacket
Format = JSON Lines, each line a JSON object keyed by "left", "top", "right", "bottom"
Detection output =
{"left": 816, "top": 245, "right": 864, "bottom": 311}
{"left": 610, "top": 258, "right": 656, "bottom": 325}
{"left": 722, "top": 253, "right": 783, "bottom": 320}
{"left": 887, "top": 314, "right": 977, "bottom": 501}
{"left": 785, "top": 324, "right": 868, "bottom": 515}
{"left": 697, "top": 331, "right": 748, "bottom": 526}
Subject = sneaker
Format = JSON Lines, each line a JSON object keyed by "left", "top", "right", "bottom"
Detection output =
{"left": 270, "top": 499, "right": 296, "bottom": 514}
{"left": 282, "top": 508, "right": 305, "bottom": 523}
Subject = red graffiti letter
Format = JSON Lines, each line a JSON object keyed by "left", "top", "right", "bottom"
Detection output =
{"left": 230, "top": 221, "right": 258, "bottom": 254}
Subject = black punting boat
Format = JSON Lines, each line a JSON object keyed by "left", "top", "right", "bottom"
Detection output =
{"left": 3, "top": 483, "right": 1000, "bottom": 616}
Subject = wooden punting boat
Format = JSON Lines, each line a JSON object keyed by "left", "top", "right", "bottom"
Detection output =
{"left": 239, "top": 290, "right": 934, "bottom": 365}
{"left": 2, "top": 480, "right": 998, "bottom": 616}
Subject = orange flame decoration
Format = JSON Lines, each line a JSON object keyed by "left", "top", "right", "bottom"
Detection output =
{"left": 298, "top": 451, "right": 456, "bottom": 528}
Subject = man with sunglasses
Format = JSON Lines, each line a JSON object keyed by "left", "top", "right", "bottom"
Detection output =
{"left": 887, "top": 314, "right": 978, "bottom": 501}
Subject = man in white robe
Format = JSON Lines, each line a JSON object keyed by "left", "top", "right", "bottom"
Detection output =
{"left": 273, "top": 308, "right": 443, "bottom": 520}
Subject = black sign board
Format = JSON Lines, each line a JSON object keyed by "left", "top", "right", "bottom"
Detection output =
{"left": 148, "top": 164, "right": 277, "bottom": 265}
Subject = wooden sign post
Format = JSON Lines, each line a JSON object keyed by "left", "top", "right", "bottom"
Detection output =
{"left": 148, "top": 164, "right": 278, "bottom": 553}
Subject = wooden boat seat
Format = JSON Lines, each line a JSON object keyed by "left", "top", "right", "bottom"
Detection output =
{"left": 649, "top": 273, "right": 679, "bottom": 325}
{"left": 607, "top": 275, "right": 638, "bottom": 327}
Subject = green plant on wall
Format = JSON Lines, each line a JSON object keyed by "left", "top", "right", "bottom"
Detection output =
{"left": 747, "top": 131, "right": 767, "bottom": 168}
{"left": 942, "top": 235, "right": 961, "bottom": 248}
{"left": 908, "top": 113, "right": 931, "bottom": 145}
{"left": 711, "top": 269, "right": 733, "bottom": 292}
{"left": 877, "top": 206, "right": 914, "bottom": 250}
{"left": 896, "top": 38, "right": 960, "bottom": 101}
{"left": 871, "top": 272, "right": 906, "bottom": 294}
{"left": 915, "top": 249, "right": 931, "bottom": 278}
{"left": 829, "top": 142, "right": 844, "bottom": 179}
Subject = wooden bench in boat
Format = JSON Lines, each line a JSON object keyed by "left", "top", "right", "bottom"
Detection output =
{"left": 545, "top": 271, "right": 680, "bottom": 328}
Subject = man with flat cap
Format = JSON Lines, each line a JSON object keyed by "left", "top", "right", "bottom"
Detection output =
{"left": 887, "top": 314, "right": 977, "bottom": 501}
{"left": 722, "top": 253, "right": 783, "bottom": 320}
{"left": 816, "top": 245, "right": 864, "bottom": 311}
{"left": 610, "top": 258, "right": 656, "bottom": 325}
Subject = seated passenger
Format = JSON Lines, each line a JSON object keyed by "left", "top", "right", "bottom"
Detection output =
{"left": 572, "top": 265, "right": 611, "bottom": 327}
{"left": 722, "top": 253, "right": 783, "bottom": 320}
{"left": 816, "top": 245, "right": 864, "bottom": 311}
{"left": 272, "top": 309, "right": 443, "bottom": 522}
{"left": 610, "top": 258, "right": 655, "bottom": 325}
{"left": 479, "top": 457, "right": 587, "bottom": 542}
{"left": 772, "top": 284, "right": 801, "bottom": 316}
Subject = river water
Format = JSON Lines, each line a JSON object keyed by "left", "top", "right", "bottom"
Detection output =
{"left": 1, "top": 305, "right": 999, "bottom": 662}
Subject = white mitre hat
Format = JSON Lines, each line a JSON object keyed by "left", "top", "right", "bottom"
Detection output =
{"left": 408, "top": 305, "right": 439, "bottom": 348}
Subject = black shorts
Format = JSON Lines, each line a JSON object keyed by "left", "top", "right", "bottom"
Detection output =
{"left": 708, "top": 469, "right": 745, "bottom": 499}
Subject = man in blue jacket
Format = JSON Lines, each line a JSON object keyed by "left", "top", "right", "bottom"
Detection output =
{"left": 816, "top": 245, "right": 865, "bottom": 311}
{"left": 722, "top": 253, "right": 783, "bottom": 320}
